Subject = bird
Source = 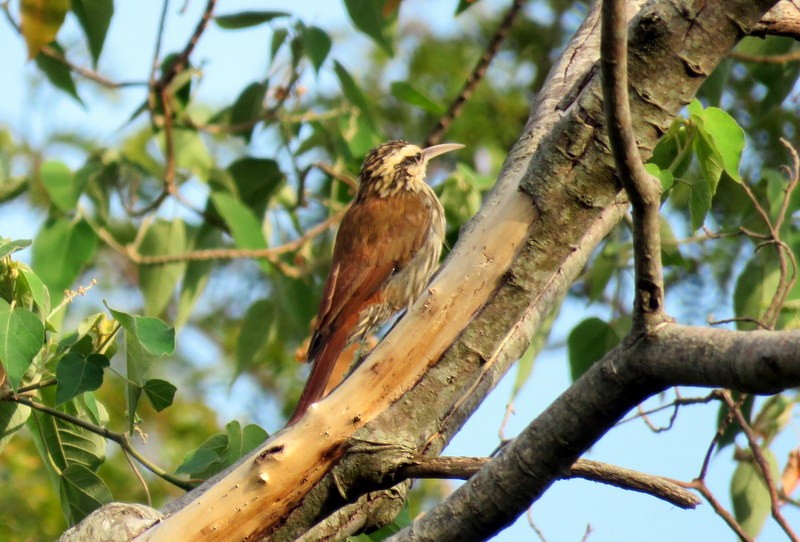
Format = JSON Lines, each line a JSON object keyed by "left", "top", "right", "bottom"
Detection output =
{"left": 287, "top": 140, "right": 464, "bottom": 425}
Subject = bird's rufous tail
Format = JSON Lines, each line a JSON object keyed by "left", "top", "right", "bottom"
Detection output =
{"left": 287, "top": 324, "right": 351, "bottom": 425}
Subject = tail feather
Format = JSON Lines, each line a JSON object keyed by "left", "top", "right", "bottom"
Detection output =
{"left": 287, "top": 325, "right": 351, "bottom": 425}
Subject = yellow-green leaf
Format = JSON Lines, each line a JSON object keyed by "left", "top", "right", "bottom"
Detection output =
{"left": 20, "top": 0, "right": 70, "bottom": 59}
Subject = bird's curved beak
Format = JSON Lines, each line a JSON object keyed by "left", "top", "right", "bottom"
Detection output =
{"left": 422, "top": 143, "right": 465, "bottom": 160}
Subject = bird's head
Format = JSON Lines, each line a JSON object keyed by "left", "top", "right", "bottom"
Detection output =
{"left": 358, "top": 140, "right": 464, "bottom": 199}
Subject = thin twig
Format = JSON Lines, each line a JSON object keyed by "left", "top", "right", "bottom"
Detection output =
{"left": 707, "top": 315, "right": 771, "bottom": 330}
{"left": 424, "top": 0, "right": 524, "bottom": 147}
{"left": 9, "top": 394, "right": 193, "bottom": 491}
{"left": 617, "top": 391, "right": 717, "bottom": 426}
{"left": 312, "top": 163, "right": 359, "bottom": 191}
{"left": 730, "top": 50, "right": 800, "bottom": 64}
{"left": 92, "top": 207, "right": 347, "bottom": 266}
{"left": 600, "top": 0, "right": 665, "bottom": 330}
{"left": 721, "top": 391, "right": 800, "bottom": 542}
{"left": 681, "top": 479, "right": 754, "bottom": 542}
{"left": 155, "top": 0, "right": 217, "bottom": 92}
{"left": 124, "top": 450, "right": 153, "bottom": 507}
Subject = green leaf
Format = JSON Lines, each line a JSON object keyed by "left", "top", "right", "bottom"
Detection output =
{"left": 230, "top": 82, "right": 267, "bottom": 143}
{"left": 20, "top": 0, "right": 70, "bottom": 58}
{"left": 176, "top": 225, "right": 218, "bottom": 328}
{"left": 510, "top": 308, "right": 556, "bottom": 400}
{"left": 106, "top": 305, "right": 175, "bottom": 431}
{"left": 334, "top": 61, "right": 376, "bottom": 129}
{"left": 731, "top": 449, "right": 779, "bottom": 539}
{"left": 143, "top": 378, "right": 176, "bottom": 412}
{"left": 390, "top": 82, "right": 446, "bottom": 115}
{"left": 34, "top": 43, "right": 83, "bottom": 105}
{"left": 214, "top": 11, "right": 290, "bottom": 29}
{"left": 138, "top": 218, "right": 188, "bottom": 317}
{"left": 176, "top": 433, "right": 228, "bottom": 478}
{"left": 0, "top": 400, "right": 30, "bottom": 452}
{"left": 456, "top": 0, "right": 481, "bottom": 15}
{"left": 688, "top": 175, "right": 712, "bottom": 232}
{"left": 55, "top": 353, "right": 109, "bottom": 405}
{"left": 222, "top": 421, "right": 268, "bottom": 466}
{"left": 210, "top": 192, "right": 268, "bottom": 260}
{"left": 698, "top": 107, "right": 744, "bottom": 183}
{"left": 733, "top": 253, "right": 778, "bottom": 330}
{"left": 18, "top": 265, "right": 51, "bottom": 315}
{"left": 226, "top": 157, "right": 284, "bottom": 218}
{"left": 343, "top": 0, "right": 395, "bottom": 56}
{"left": 70, "top": 0, "right": 114, "bottom": 67}
{"left": 644, "top": 163, "right": 674, "bottom": 193}
{"left": 0, "top": 238, "right": 32, "bottom": 259}
{"left": 236, "top": 299, "right": 273, "bottom": 372}
{"left": 59, "top": 464, "right": 113, "bottom": 525}
{"left": 0, "top": 298, "right": 45, "bottom": 388}
{"left": 567, "top": 317, "right": 620, "bottom": 381}
{"left": 40, "top": 160, "right": 86, "bottom": 212}
{"left": 301, "top": 26, "right": 331, "bottom": 73}
{"left": 176, "top": 421, "right": 267, "bottom": 480}
{"left": 751, "top": 394, "right": 793, "bottom": 446}
{"left": 270, "top": 28, "right": 288, "bottom": 61}
{"left": 160, "top": 129, "right": 213, "bottom": 179}
{"left": 27, "top": 395, "right": 107, "bottom": 478}
{"left": 32, "top": 217, "right": 97, "bottom": 301}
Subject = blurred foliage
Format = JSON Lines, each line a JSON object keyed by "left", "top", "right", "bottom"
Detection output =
{"left": 0, "top": 0, "right": 799, "bottom": 540}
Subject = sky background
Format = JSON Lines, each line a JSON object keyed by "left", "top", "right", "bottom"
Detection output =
{"left": 0, "top": 1, "right": 796, "bottom": 540}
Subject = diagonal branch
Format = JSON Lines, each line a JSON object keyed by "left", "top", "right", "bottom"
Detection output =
{"left": 424, "top": 0, "right": 524, "bottom": 147}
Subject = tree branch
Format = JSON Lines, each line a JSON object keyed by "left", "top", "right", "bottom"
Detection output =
{"left": 601, "top": 0, "right": 665, "bottom": 330}
{"left": 424, "top": 0, "right": 524, "bottom": 147}
{"left": 389, "top": 324, "right": 800, "bottom": 541}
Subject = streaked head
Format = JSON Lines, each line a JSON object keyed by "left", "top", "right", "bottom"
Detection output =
{"left": 358, "top": 140, "right": 464, "bottom": 198}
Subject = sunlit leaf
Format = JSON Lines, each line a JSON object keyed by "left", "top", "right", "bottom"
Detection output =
{"left": 138, "top": 218, "right": 188, "bottom": 317}
{"left": 0, "top": 238, "right": 32, "bottom": 259}
{"left": 20, "top": 0, "right": 70, "bottom": 58}
{"left": 0, "top": 298, "right": 44, "bottom": 388}
{"left": 733, "top": 253, "right": 778, "bottom": 330}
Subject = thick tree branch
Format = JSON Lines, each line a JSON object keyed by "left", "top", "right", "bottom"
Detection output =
{"left": 601, "top": 0, "right": 665, "bottom": 329}
{"left": 125, "top": 1, "right": 785, "bottom": 540}
{"left": 390, "top": 324, "right": 800, "bottom": 541}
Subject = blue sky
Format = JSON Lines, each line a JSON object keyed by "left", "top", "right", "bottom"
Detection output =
{"left": 1, "top": 1, "right": 794, "bottom": 541}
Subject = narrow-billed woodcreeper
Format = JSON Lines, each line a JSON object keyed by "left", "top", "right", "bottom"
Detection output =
{"left": 288, "top": 140, "right": 464, "bottom": 425}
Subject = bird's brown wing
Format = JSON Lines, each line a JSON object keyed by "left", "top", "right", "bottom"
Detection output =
{"left": 308, "top": 193, "right": 432, "bottom": 360}
{"left": 287, "top": 194, "right": 432, "bottom": 424}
